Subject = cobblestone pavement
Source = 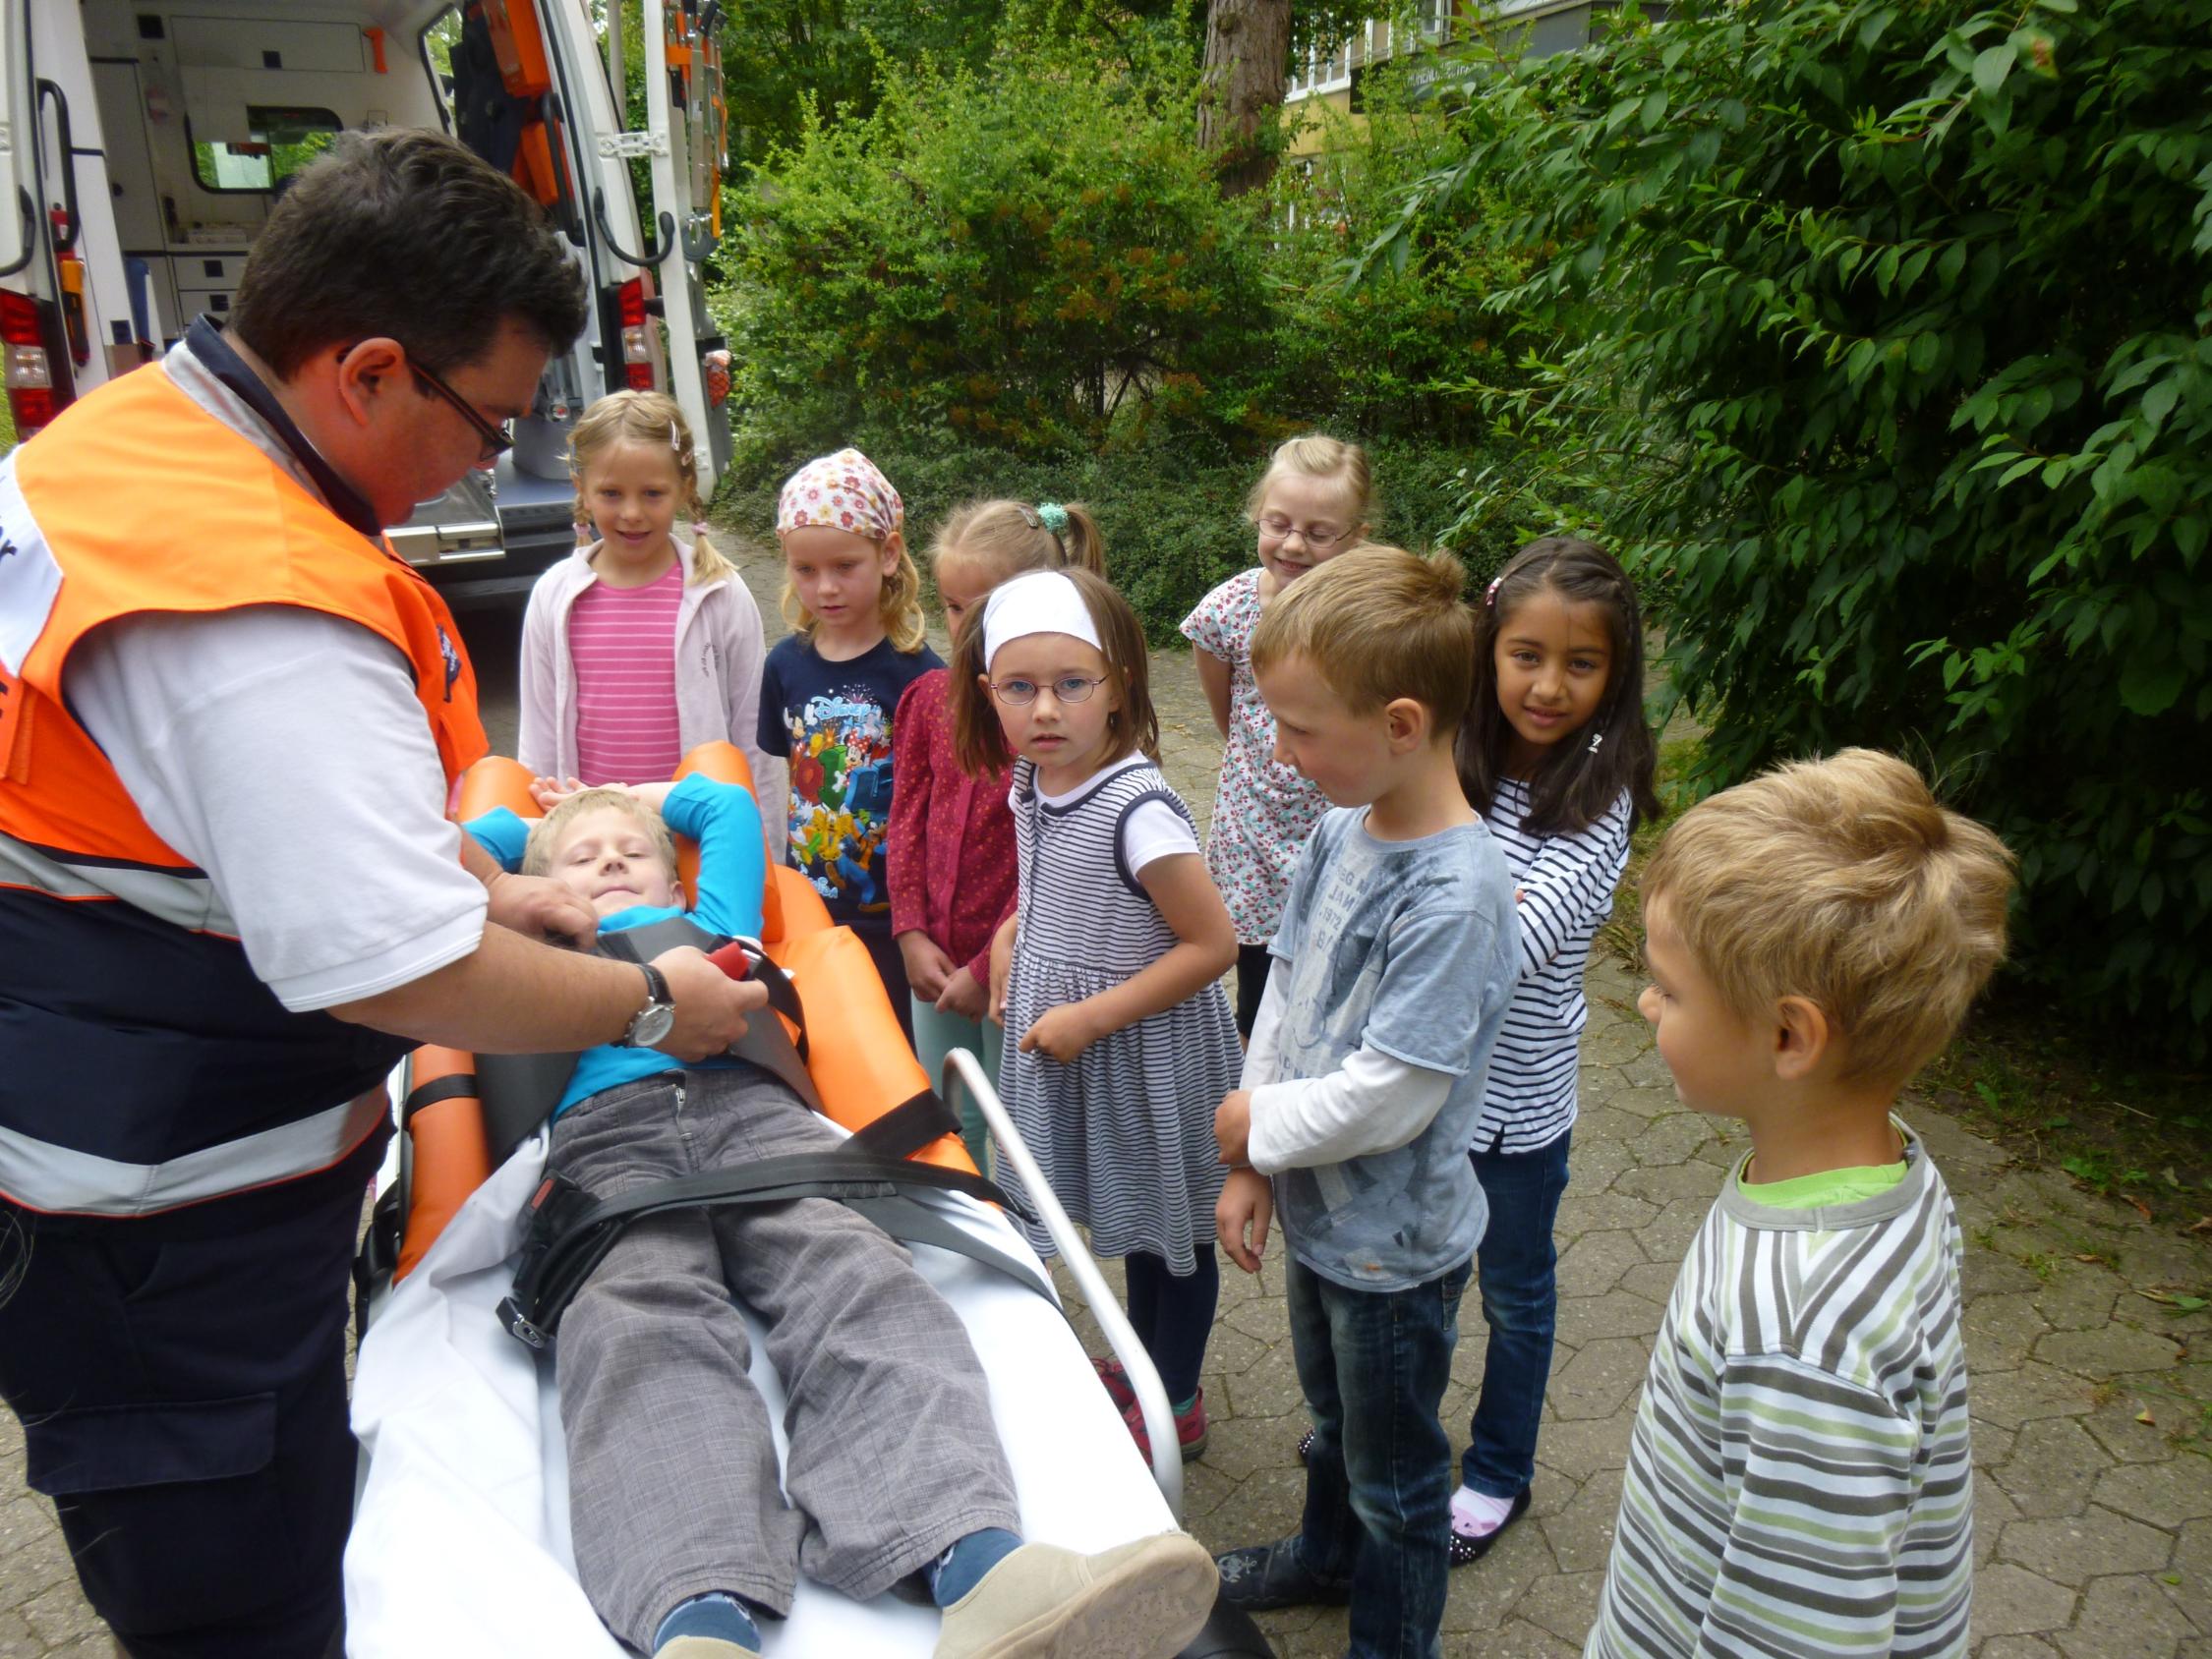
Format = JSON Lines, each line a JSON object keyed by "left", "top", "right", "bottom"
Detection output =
{"left": 5, "top": 534, "right": 2206, "bottom": 1658}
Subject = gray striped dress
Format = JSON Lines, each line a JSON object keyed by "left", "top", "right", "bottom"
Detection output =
{"left": 1586, "top": 1124, "right": 1973, "bottom": 1659}
{"left": 995, "top": 757, "right": 1242, "bottom": 1275}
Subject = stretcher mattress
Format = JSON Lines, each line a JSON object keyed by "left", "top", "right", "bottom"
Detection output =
{"left": 345, "top": 1132, "right": 1177, "bottom": 1657}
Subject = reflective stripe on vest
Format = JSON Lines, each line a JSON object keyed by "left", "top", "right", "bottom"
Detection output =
{"left": 0, "top": 1087, "right": 389, "bottom": 1218}
{"left": 0, "top": 361, "right": 484, "bottom": 1211}
{"left": 0, "top": 828, "right": 237, "bottom": 934}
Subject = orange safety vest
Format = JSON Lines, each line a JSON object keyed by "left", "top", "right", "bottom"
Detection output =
{"left": 0, "top": 362, "right": 489, "bottom": 1216}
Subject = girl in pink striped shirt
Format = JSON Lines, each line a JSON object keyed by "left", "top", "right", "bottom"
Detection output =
{"left": 889, "top": 500, "right": 1107, "bottom": 1167}
{"left": 518, "top": 392, "right": 778, "bottom": 821}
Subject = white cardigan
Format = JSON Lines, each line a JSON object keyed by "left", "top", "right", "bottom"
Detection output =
{"left": 515, "top": 537, "right": 787, "bottom": 839}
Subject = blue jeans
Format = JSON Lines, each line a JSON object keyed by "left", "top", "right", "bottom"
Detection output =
{"left": 1459, "top": 1127, "right": 1572, "bottom": 1499}
{"left": 1288, "top": 1252, "right": 1472, "bottom": 1659}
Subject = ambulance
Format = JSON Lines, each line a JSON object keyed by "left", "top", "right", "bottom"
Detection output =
{"left": 0, "top": 0, "right": 731, "bottom": 606}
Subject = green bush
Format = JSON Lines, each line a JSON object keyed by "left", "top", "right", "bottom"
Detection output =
{"left": 720, "top": 433, "right": 1481, "bottom": 642}
{"left": 722, "top": 38, "right": 1278, "bottom": 460}
{"left": 1387, "top": 0, "right": 2212, "bottom": 1040}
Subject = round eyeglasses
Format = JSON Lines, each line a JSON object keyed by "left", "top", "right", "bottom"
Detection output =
{"left": 1257, "top": 514, "right": 1351, "bottom": 549}
{"left": 989, "top": 674, "right": 1108, "bottom": 707}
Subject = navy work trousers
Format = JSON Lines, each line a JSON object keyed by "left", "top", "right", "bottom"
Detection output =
{"left": 0, "top": 1134, "right": 380, "bottom": 1659}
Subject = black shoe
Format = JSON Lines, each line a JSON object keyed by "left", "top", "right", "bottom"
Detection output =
{"left": 1295, "top": 1425, "right": 1314, "bottom": 1465}
{"left": 1213, "top": 1538, "right": 1352, "bottom": 1612}
{"left": 1448, "top": 1486, "right": 1532, "bottom": 1567}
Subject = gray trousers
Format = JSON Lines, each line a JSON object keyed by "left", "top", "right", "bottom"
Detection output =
{"left": 550, "top": 1068, "right": 1020, "bottom": 1648}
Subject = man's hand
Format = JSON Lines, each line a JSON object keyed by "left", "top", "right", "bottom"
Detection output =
{"left": 1019, "top": 1000, "right": 1100, "bottom": 1063}
{"left": 1217, "top": 1168, "right": 1274, "bottom": 1273}
{"left": 898, "top": 930, "right": 956, "bottom": 1002}
{"left": 485, "top": 870, "right": 598, "bottom": 950}
{"left": 936, "top": 963, "right": 988, "bottom": 1020}
{"left": 1214, "top": 1089, "right": 1253, "bottom": 1167}
{"left": 650, "top": 945, "right": 768, "bottom": 1059}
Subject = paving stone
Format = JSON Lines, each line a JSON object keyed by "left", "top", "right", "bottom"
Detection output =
{"left": 0, "top": 1498, "right": 74, "bottom": 1610}
{"left": 1965, "top": 1248, "right": 2056, "bottom": 1299}
{"left": 1515, "top": 1568, "right": 1604, "bottom": 1645}
{"left": 1550, "top": 1340, "right": 1650, "bottom": 1422}
{"left": 2054, "top": 1572, "right": 2201, "bottom": 1659}
{"left": 2159, "top": 1516, "right": 2212, "bottom": 1634}
{"left": 1533, "top": 1412, "right": 1633, "bottom": 1482}
{"left": 1629, "top": 1114, "right": 1717, "bottom": 1169}
{"left": 1179, "top": 1458, "right": 1240, "bottom": 1523}
{"left": 1552, "top": 1288, "right": 1665, "bottom": 1348}
{"left": 2081, "top": 1388, "right": 2198, "bottom": 1461}
{"left": 1979, "top": 1638, "right": 2066, "bottom": 1659}
{"left": 1538, "top": 1466, "right": 1624, "bottom": 1575}
{"left": 1462, "top": 1616, "right": 1584, "bottom": 1656}
{"left": 0, "top": 1611, "right": 48, "bottom": 1659}
{"left": 1634, "top": 1196, "right": 1716, "bottom": 1261}
{"left": 1972, "top": 1362, "right": 2100, "bottom": 1430}
{"left": 1993, "top": 1417, "right": 2115, "bottom": 1518}
{"left": 1616, "top": 1260, "right": 1688, "bottom": 1306}
{"left": 1611, "top": 1163, "right": 1723, "bottom": 1208}
{"left": 1555, "top": 1230, "right": 1646, "bottom": 1301}
{"left": 1999, "top": 1506, "right": 2176, "bottom": 1586}
{"left": 15, "top": 1586, "right": 100, "bottom": 1651}
{"left": 1223, "top": 1355, "right": 1310, "bottom": 1423}
{"left": 2036, "top": 1322, "right": 2189, "bottom": 1377}
{"left": 1441, "top": 1523, "right": 1552, "bottom": 1635}
{"left": 2031, "top": 1267, "right": 2125, "bottom": 1334}
{"left": 1553, "top": 1191, "right": 1660, "bottom": 1236}
{"left": 1965, "top": 1291, "right": 2057, "bottom": 1373}
{"left": 2090, "top": 1459, "right": 2212, "bottom": 1529}
{"left": 1970, "top": 1563, "right": 2080, "bottom": 1638}
{"left": 1977, "top": 1469, "right": 2021, "bottom": 1567}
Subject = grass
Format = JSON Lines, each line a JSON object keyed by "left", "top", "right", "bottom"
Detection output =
{"left": 1596, "top": 733, "right": 2212, "bottom": 1233}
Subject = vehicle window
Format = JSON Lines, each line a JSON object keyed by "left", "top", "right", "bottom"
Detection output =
{"left": 189, "top": 106, "right": 341, "bottom": 194}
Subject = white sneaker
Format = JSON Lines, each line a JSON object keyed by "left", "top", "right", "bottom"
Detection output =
{"left": 934, "top": 1531, "right": 1218, "bottom": 1659}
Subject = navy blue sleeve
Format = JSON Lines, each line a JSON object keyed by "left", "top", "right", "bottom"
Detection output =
{"left": 756, "top": 644, "right": 787, "bottom": 760}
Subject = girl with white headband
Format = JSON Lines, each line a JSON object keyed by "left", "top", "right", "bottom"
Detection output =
{"left": 949, "top": 568, "right": 1243, "bottom": 1463}
{"left": 888, "top": 498, "right": 1106, "bottom": 1172}
{"left": 759, "top": 447, "right": 940, "bottom": 1039}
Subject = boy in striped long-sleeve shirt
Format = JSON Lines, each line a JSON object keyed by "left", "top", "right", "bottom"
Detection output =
{"left": 1591, "top": 749, "right": 2015, "bottom": 1659}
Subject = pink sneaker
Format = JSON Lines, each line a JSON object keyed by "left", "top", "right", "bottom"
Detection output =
{"left": 1123, "top": 1389, "right": 1208, "bottom": 1462}
{"left": 1091, "top": 1355, "right": 1136, "bottom": 1411}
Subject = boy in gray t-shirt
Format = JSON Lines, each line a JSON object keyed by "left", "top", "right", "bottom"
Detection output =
{"left": 1208, "top": 546, "right": 1518, "bottom": 1659}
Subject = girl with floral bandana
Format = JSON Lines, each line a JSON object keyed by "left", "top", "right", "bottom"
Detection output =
{"left": 758, "top": 448, "right": 942, "bottom": 1038}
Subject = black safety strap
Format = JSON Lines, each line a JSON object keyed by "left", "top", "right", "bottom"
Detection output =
{"left": 401, "top": 1072, "right": 478, "bottom": 1127}
{"left": 843, "top": 1088, "right": 964, "bottom": 1161}
{"left": 496, "top": 1153, "right": 1036, "bottom": 1349}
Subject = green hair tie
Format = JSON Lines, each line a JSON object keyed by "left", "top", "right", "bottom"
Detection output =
{"left": 1036, "top": 502, "right": 1070, "bottom": 539}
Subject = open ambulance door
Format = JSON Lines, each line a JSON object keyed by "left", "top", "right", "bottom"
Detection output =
{"left": 640, "top": 0, "right": 730, "bottom": 490}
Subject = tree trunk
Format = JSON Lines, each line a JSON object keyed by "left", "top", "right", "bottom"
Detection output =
{"left": 1196, "top": 0, "right": 1291, "bottom": 197}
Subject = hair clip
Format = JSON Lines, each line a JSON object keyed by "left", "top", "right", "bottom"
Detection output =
{"left": 1484, "top": 576, "right": 1502, "bottom": 608}
{"left": 1589, "top": 731, "right": 1604, "bottom": 755}
{"left": 668, "top": 420, "right": 683, "bottom": 454}
{"left": 1036, "top": 502, "right": 1070, "bottom": 540}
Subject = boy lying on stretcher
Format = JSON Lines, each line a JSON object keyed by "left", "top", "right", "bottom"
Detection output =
{"left": 461, "top": 775, "right": 1218, "bottom": 1659}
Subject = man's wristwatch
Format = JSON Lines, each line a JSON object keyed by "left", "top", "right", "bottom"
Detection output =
{"left": 619, "top": 963, "right": 677, "bottom": 1050}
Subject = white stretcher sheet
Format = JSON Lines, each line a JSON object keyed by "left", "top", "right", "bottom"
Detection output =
{"left": 345, "top": 1132, "right": 1176, "bottom": 1658}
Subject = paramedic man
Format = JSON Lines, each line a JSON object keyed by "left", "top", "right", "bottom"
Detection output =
{"left": 0, "top": 131, "right": 764, "bottom": 1658}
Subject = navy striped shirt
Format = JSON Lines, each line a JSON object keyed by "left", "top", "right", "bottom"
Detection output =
{"left": 1471, "top": 779, "right": 1634, "bottom": 1153}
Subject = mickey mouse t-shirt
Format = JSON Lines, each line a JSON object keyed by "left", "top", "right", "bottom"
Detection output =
{"left": 757, "top": 632, "right": 943, "bottom": 927}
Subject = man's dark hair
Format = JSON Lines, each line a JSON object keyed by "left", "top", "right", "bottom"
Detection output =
{"left": 231, "top": 128, "right": 588, "bottom": 377}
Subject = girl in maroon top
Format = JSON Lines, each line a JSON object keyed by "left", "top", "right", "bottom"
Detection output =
{"left": 890, "top": 499, "right": 1108, "bottom": 1167}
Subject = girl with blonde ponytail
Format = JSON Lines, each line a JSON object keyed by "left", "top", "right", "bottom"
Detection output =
{"left": 517, "top": 390, "right": 784, "bottom": 830}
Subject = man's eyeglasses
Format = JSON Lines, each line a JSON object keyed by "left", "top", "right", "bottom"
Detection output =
{"left": 990, "top": 674, "right": 1108, "bottom": 707}
{"left": 408, "top": 356, "right": 513, "bottom": 463}
{"left": 1258, "top": 514, "right": 1351, "bottom": 550}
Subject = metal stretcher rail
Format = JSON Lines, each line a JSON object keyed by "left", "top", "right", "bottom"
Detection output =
{"left": 940, "top": 1047, "right": 1188, "bottom": 1520}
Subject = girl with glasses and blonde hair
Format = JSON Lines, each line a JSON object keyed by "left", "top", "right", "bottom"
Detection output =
{"left": 1181, "top": 433, "right": 1374, "bottom": 1036}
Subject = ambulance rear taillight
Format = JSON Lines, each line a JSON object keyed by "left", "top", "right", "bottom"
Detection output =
{"left": 617, "top": 277, "right": 654, "bottom": 392}
{"left": 2, "top": 290, "right": 59, "bottom": 439}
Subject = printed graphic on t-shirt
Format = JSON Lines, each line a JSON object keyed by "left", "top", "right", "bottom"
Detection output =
{"left": 785, "top": 689, "right": 896, "bottom": 911}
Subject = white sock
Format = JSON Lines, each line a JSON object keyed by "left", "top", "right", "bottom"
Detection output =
{"left": 1450, "top": 1484, "right": 1517, "bottom": 1539}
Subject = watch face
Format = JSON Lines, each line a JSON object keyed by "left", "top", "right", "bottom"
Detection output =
{"left": 633, "top": 1003, "right": 677, "bottom": 1048}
